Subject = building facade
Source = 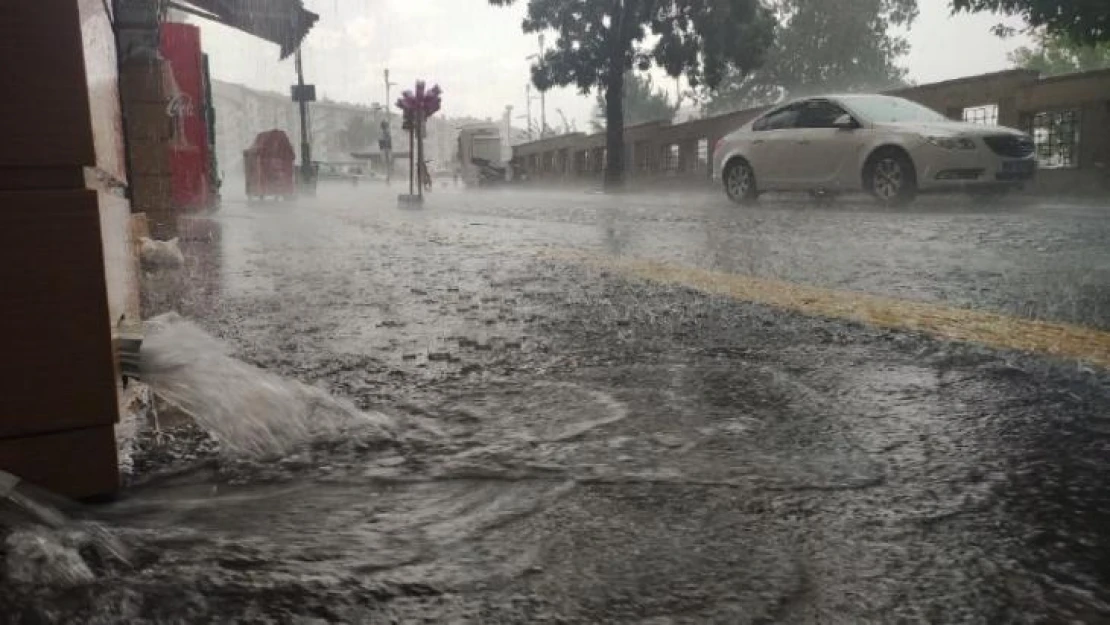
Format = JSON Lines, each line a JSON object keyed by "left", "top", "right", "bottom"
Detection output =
{"left": 210, "top": 81, "right": 499, "bottom": 180}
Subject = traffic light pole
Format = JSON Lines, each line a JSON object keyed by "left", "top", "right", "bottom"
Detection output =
{"left": 294, "top": 48, "right": 316, "bottom": 195}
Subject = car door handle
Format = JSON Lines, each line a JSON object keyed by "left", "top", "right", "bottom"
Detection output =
{"left": 797, "top": 139, "right": 811, "bottom": 145}
{"left": 753, "top": 139, "right": 765, "bottom": 145}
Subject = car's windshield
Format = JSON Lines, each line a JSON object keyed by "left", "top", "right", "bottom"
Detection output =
{"left": 839, "top": 95, "right": 949, "bottom": 123}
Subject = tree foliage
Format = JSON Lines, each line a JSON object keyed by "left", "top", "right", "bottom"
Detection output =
{"left": 489, "top": 0, "right": 775, "bottom": 188}
{"left": 336, "top": 115, "right": 379, "bottom": 152}
{"left": 951, "top": 0, "right": 1110, "bottom": 45}
{"left": 591, "top": 72, "right": 676, "bottom": 131}
{"left": 1009, "top": 31, "right": 1110, "bottom": 74}
{"left": 703, "top": 0, "right": 917, "bottom": 115}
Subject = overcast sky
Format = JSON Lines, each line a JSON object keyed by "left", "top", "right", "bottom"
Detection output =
{"left": 193, "top": 0, "right": 1032, "bottom": 129}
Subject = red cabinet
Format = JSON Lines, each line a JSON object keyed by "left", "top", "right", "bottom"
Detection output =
{"left": 244, "top": 130, "right": 297, "bottom": 200}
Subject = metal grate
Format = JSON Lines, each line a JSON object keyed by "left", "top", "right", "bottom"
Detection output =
{"left": 636, "top": 141, "right": 654, "bottom": 171}
{"left": 983, "top": 135, "right": 1035, "bottom": 158}
{"left": 660, "top": 144, "right": 680, "bottom": 172}
{"left": 1025, "top": 110, "right": 1081, "bottom": 169}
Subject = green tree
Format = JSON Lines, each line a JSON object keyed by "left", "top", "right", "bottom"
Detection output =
{"left": 489, "top": 0, "right": 775, "bottom": 189}
{"left": 1009, "top": 31, "right": 1110, "bottom": 75}
{"left": 590, "top": 72, "right": 676, "bottom": 131}
{"left": 703, "top": 0, "right": 918, "bottom": 115}
{"left": 337, "top": 115, "right": 379, "bottom": 152}
{"left": 951, "top": 0, "right": 1110, "bottom": 45}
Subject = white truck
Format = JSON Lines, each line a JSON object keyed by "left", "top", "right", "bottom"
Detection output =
{"left": 457, "top": 123, "right": 508, "bottom": 187}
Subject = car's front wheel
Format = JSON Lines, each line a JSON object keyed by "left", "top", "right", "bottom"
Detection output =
{"left": 723, "top": 159, "right": 758, "bottom": 205}
{"left": 865, "top": 149, "right": 917, "bottom": 207}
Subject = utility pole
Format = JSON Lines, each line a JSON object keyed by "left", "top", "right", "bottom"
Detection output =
{"left": 382, "top": 68, "right": 397, "bottom": 184}
{"left": 525, "top": 84, "right": 534, "bottom": 140}
{"left": 292, "top": 47, "right": 317, "bottom": 195}
{"left": 538, "top": 34, "right": 547, "bottom": 137}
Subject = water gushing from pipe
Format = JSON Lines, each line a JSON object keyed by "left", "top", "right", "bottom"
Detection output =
{"left": 138, "top": 313, "right": 397, "bottom": 459}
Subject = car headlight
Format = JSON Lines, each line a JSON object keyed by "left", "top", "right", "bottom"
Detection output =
{"left": 926, "top": 135, "right": 977, "bottom": 150}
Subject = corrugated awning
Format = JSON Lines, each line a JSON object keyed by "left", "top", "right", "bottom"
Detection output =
{"left": 170, "top": 0, "right": 319, "bottom": 58}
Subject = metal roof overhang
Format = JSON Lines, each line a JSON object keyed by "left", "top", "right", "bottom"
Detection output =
{"left": 169, "top": 0, "right": 319, "bottom": 58}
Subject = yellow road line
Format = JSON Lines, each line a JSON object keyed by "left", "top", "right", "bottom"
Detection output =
{"left": 546, "top": 250, "right": 1110, "bottom": 369}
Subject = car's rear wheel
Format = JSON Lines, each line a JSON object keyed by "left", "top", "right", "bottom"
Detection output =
{"left": 865, "top": 149, "right": 917, "bottom": 207}
{"left": 724, "top": 159, "right": 758, "bottom": 205}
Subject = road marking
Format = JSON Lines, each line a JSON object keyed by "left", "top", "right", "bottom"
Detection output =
{"left": 548, "top": 250, "right": 1110, "bottom": 369}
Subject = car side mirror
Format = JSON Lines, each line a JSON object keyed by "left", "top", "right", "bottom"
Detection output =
{"left": 834, "top": 114, "right": 857, "bottom": 130}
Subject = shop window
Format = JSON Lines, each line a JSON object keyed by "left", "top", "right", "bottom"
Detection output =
{"left": 661, "top": 144, "right": 680, "bottom": 172}
{"left": 962, "top": 104, "right": 998, "bottom": 126}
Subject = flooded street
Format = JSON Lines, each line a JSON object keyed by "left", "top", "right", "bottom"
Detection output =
{"left": 5, "top": 185, "right": 1110, "bottom": 623}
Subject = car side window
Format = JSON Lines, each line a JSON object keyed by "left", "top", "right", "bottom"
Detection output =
{"left": 753, "top": 104, "right": 802, "bottom": 131}
{"left": 797, "top": 100, "right": 851, "bottom": 129}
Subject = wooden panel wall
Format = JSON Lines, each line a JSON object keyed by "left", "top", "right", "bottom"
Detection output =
{"left": 0, "top": 0, "right": 132, "bottom": 498}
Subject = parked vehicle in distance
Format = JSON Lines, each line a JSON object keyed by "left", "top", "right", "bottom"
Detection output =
{"left": 712, "top": 94, "right": 1037, "bottom": 206}
{"left": 314, "top": 162, "right": 365, "bottom": 185}
{"left": 458, "top": 123, "right": 507, "bottom": 187}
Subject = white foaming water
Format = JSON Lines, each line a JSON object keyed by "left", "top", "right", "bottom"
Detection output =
{"left": 4, "top": 523, "right": 130, "bottom": 586}
{"left": 1, "top": 472, "right": 131, "bottom": 587}
{"left": 139, "top": 313, "right": 398, "bottom": 458}
{"left": 5, "top": 529, "right": 94, "bottom": 586}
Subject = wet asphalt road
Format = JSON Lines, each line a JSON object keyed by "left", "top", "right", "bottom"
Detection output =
{"left": 399, "top": 185, "right": 1110, "bottom": 329}
{"left": 5, "top": 183, "right": 1110, "bottom": 623}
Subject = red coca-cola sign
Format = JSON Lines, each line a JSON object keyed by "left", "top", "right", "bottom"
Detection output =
{"left": 160, "top": 23, "right": 211, "bottom": 211}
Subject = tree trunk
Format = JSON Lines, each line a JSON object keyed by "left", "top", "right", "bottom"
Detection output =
{"left": 603, "top": 52, "right": 626, "bottom": 191}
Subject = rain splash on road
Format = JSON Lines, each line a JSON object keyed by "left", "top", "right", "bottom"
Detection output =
{"left": 3, "top": 188, "right": 1110, "bottom": 622}
{"left": 0, "top": 300, "right": 648, "bottom": 622}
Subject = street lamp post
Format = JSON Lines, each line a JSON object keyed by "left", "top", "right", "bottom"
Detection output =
{"left": 384, "top": 69, "right": 398, "bottom": 122}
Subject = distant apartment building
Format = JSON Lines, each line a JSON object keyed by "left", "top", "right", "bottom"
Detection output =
{"left": 210, "top": 81, "right": 521, "bottom": 178}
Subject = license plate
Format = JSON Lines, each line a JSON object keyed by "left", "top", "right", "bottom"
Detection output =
{"left": 1003, "top": 160, "right": 1035, "bottom": 173}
